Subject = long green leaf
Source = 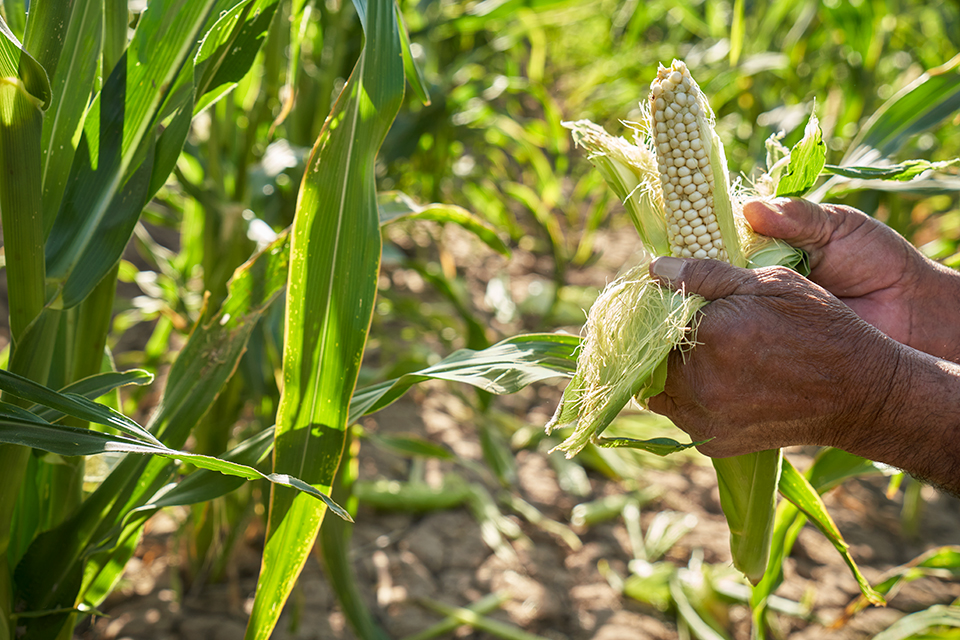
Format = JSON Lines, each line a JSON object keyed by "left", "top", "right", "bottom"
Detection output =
{"left": 751, "top": 447, "right": 889, "bottom": 635}
{"left": 0, "top": 15, "right": 49, "bottom": 341}
{"left": 778, "top": 458, "right": 884, "bottom": 605}
{"left": 192, "top": 0, "right": 282, "bottom": 114}
{"left": 44, "top": 0, "right": 218, "bottom": 309}
{"left": 872, "top": 605, "right": 960, "bottom": 640}
{"left": 847, "top": 54, "right": 960, "bottom": 162}
{"left": 0, "top": 369, "right": 160, "bottom": 445}
{"left": 812, "top": 54, "right": 960, "bottom": 201}
{"left": 350, "top": 333, "right": 577, "bottom": 420}
{"left": 0, "top": 420, "right": 348, "bottom": 517}
{"left": 838, "top": 546, "right": 960, "bottom": 625}
{"left": 379, "top": 190, "right": 510, "bottom": 256}
{"left": 823, "top": 158, "right": 960, "bottom": 181}
{"left": 0, "top": 22, "right": 51, "bottom": 632}
{"left": 245, "top": 0, "right": 404, "bottom": 636}
{"left": 396, "top": 3, "right": 430, "bottom": 106}
{"left": 70, "top": 332, "right": 575, "bottom": 518}
{"left": 79, "top": 427, "right": 275, "bottom": 611}
{"left": 29, "top": 0, "right": 102, "bottom": 228}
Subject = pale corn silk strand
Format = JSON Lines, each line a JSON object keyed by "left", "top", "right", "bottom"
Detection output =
{"left": 547, "top": 259, "right": 706, "bottom": 456}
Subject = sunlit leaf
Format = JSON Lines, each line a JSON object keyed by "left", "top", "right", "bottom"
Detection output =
{"left": 0, "top": 419, "right": 348, "bottom": 517}
{"left": 775, "top": 111, "right": 825, "bottom": 197}
{"left": 245, "top": 0, "right": 405, "bottom": 636}
{"left": 44, "top": 0, "right": 218, "bottom": 309}
{"left": 379, "top": 190, "right": 510, "bottom": 256}
{"left": 778, "top": 459, "right": 884, "bottom": 605}
{"left": 823, "top": 158, "right": 960, "bottom": 181}
{"left": 350, "top": 333, "right": 578, "bottom": 420}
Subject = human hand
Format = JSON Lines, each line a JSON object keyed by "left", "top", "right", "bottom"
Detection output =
{"left": 645, "top": 257, "right": 909, "bottom": 458}
{"left": 745, "top": 198, "right": 960, "bottom": 362}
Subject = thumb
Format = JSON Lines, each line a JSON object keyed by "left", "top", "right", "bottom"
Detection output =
{"left": 649, "top": 256, "right": 757, "bottom": 301}
{"left": 743, "top": 197, "right": 838, "bottom": 251}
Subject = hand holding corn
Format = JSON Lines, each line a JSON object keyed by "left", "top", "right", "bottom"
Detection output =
{"left": 745, "top": 198, "right": 960, "bottom": 364}
{"left": 558, "top": 59, "right": 960, "bottom": 582}
{"left": 647, "top": 239, "right": 960, "bottom": 495}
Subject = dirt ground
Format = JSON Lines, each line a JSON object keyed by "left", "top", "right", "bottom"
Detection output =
{"left": 75, "top": 223, "right": 960, "bottom": 640}
{"left": 78, "top": 386, "right": 960, "bottom": 640}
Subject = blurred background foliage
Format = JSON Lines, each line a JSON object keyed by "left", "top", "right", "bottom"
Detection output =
{"left": 127, "top": 0, "right": 960, "bottom": 377}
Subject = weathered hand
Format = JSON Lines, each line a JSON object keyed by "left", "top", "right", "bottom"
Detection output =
{"left": 745, "top": 198, "right": 960, "bottom": 362}
{"left": 645, "top": 257, "right": 908, "bottom": 458}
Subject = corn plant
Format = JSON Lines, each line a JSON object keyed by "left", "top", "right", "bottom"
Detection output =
{"left": 0, "top": 2, "right": 585, "bottom": 639}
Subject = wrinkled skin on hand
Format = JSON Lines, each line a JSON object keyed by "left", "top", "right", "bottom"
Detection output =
{"left": 645, "top": 259, "right": 906, "bottom": 458}
{"left": 645, "top": 199, "right": 960, "bottom": 494}
{"left": 745, "top": 198, "right": 960, "bottom": 363}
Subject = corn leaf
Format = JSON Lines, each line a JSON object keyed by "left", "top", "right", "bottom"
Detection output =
{"left": 319, "top": 433, "right": 391, "bottom": 640}
{"left": 379, "top": 190, "right": 510, "bottom": 256}
{"left": 775, "top": 111, "right": 826, "bottom": 197}
{"left": 778, "top": 458, "right": 884, "bottom": 605}
{"left": 0, "top": 369, "right": 160, "bottom": 445}
{"left": 803, "top": 448, "right": 889, "bottom": 493}
{"left": 848, "top": 54, "right": 960, "bottom": 162}
{"left": 750, "top": 448, "right": 890, "bottom": 632}
{"left": 838, "top": 546, "right": 960, "bottom": 624}
{"left": 0, "top": 15, "right": 50, "bottom": 342}
{"left": 193, "top": 0, "right": 282, "bottom": 114}
{"left": 350, "top": 333, "right": 578, "bottom": 419}
{"left": 729, "top": 0, "right": 744, "bottom": 66}
{"left": 417, "top": 594, "right": 552, "bottom": 640}
{"left": 363, "top": 433, "right": 458, "bottom": 461}
{"left": 2, "top": 0, "right": 25, "bottom": 41}
{"left": 133, "top": 428, "right": 275, "bottom": 512}
{"left": 871, "top": 604, "right": 960, "bottom": 640}
{"left": 43, "top": 0, "right": 218, "bottom": 309}
{"left": 13, "top": 231, "right": 291, "bottom": 636}
{"left": 78, "top": 429, "right": 275, "bottom": 610}
{"left": 823, "top": 158, "right": 960, "bottom": 181}
{"left": 397, "top": 3, "right": 430, "bottom": 106}
{"left": 0, "top": 17, "right": 49, "bottom": 106}
{"left": 669, "top": 576, "right": 732, "bottom": 640}
{"left": 812, "top": 55, "right": 960, "bottom": 201}
{"left": 244, "top": 0, "right": 404, "bottom": 636}
{"left": 0, "top": 420, "right": 346, "bottom": 512}
{"left": 27, "top": 0, "right": 102, "bottom": 225}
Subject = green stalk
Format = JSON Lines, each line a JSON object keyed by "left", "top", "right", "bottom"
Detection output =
{"left": 0, "top": 47, "right": 49, "bottom": 638}
{"left": 0, "top": 83, "right": 46, "bottom": 342}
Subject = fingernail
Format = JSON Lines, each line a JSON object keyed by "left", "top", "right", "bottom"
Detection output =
{"left": 651, "top": 256, "right": 683, "bottom": 283}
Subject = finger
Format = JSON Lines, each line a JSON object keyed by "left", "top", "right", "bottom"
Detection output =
{"left": 649, "top": 256, "right": 760, "bottom": 301}
{"left": 645, "top": 392, "right": 673, "bottom": 417}
{"left": 743, "top": 197, "right": 871, "bottom": 254}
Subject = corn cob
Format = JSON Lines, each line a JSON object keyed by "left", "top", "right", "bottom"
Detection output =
{"left": 553, "top": 60, "right": 809, "bottom": 585}
{"left": 651, "top": 63, "right": 725, "bottom": 260}
{"left": 650, "top": 61, "right": 745, "bottom": 267}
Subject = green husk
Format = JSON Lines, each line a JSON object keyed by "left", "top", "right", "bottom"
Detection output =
{"left": 563, "top": 119, "right": 671, "bottom": 256}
